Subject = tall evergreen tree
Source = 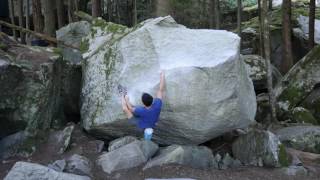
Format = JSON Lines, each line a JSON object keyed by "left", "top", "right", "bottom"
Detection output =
{"left": 17, "top": 0, "right": 25, "bottom": 43}
{"left": 8, "top": 0, "right": 17, "bottom": 39}
{"left": 237, "top": 0, "right": 242, "bottom": 36}
{"left": 92, "top": 0, "right": 102, "bottom": 17}
{"left": 309, "top": 0, "right": 316, "bottom": 49}
{"left": 43, "top": 0, "right": 56, "bottom": 36}
{"left": 281, "top": 0, "right": 293, "bottom": 74}
{"left": 262, "top": 0, "right": 278, "bottom": 123}
{"left": 214, "top": 0, "right": 220, "bottom": 29}
{"left": 32, "top": 0, "right": 44, "bottom": 33}
{"left": 57, "top": 0, "right": 66, "bottom": 28}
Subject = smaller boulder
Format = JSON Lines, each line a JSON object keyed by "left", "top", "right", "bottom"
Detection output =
{"left": 48, "top": 159, "right": 66, "bottom": 172}
{"left": 108, "top": 136, "right": 138, "bottom": 152}
{"left": 65, "top": 154, "right": 92, "bottom": 177}
{"left": 279, "top": 165, "right": 308, "bottom": 176}
{"left": 0, "top": 131, "right": 29, "bottom": 160}
{"left": 276, "top": 126, "right": 320, "bottom": 154}
{"left": 232, "top": 130, "right": 286, "bottom": 167}
{"left": 143, "top": 145, "right": 214, "bottom": 170}
{"left": 219, "top": 153, "right": 242, "bottom": 170}
{"left": 97, "top": 140, "right": 158, "bottom": 174}
{"left": 4, "top": 161, "right": 90, "bottom": 180}
{"left": 83, "top": 140, "right": 105, "bottom": 154}
{"left": 49, "top": 124, "right": 75, "bottom": 154}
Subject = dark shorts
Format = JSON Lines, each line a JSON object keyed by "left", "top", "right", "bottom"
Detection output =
{"left": 129, "top": 116, "right": 139, "bottom": 126}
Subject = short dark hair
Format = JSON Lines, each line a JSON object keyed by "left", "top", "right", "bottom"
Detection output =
{"left": 142, "top": 93, "right": 153, "bottom": 107}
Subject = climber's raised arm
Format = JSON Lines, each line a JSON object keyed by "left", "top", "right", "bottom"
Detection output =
{"left": 124, "top": 95, "right": 135, "bottom": 113}
{"left": 157, "top": 71, "right": 165, "bottom": 99}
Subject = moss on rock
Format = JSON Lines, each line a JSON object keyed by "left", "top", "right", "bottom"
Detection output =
{"left": 291, "top": 107, "right": 318, "bottom": 125}
{"left": 278, "top": 144, "right": 289, "bottom": 167}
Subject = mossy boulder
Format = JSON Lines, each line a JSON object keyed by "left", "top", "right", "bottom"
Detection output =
{"left": 274, "top": 45, "right": 320, "bottom": 121}
{"left": 301, "top": 87, "right": 320, "bottom": 121}
{"left": 291, "top": 107, "right": 319, "bottom": 125}
{"left": 276, "top": 126, "right": 320, "bottom": 154}
{"left": 232, "top": 130, "right": 287, "bottom": 167}
{"left": 0, "top": 32, "right": 64, "bottom": 138}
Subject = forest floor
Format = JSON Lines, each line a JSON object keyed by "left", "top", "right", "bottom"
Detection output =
{"left": 1, "top": 125, "right": 320, "bottom": 180}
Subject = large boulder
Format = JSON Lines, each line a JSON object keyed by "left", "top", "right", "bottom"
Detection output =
{"left": 81, "top": 16, "right": 256, "bottom": 145}
{"left": 97, "top": 140, "right": 158, "bottom": 174}
{"left": 0, "top": 32, "right": 63, "bottom": 138}
{"left": 56, "top": 21, "right": 90, "bottom": 123}
{"left": 232, "top": 130, "right": 288, "bottom": 167}
{"left": 4, "top": 161, "right": 91, "bottom": 180}
{"left": 143, "top": 145, "right": 215, "bottom": 170}
{"left": 275, "top": 45, "right": 320, "bottom": 121}
{"left": 275, "top": 126, "right": 320, "bottom": 154}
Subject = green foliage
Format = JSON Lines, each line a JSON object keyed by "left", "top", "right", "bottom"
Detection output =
{"left": 169, "top": 0, "right": 193, "bottom": 10}
{"left": 220, "top": 0, "right": 257, "bottom": 12}
{"left": 243, "top": 6, "right": 320, "bottom": 32}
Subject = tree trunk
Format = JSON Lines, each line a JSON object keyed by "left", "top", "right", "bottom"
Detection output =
{"left": 116, "top": 0, "right": 121, "bottom": 23}
{"left": 237, "top": 0, "right": 242, "bottom": 36}
{"left": 309, "top": 0, "right": 315, "bottom": 49}
{"left": 32, "top": 0, "right": 44, "bottom": 33}
{"left": 262, "top": 0, "right": 278, "bottom": 123}
{"left": 8, "top": 0, "right": 17, "bottom": 39}
{"left": 43, "top": 0, "right": 56, "bottom": 37}
{"left": 269, "top": 0, "right": 272, "bottom": 10}
{"left": 132, "top": 0, "right": 137, "bottom": 26}
{"left": 258, "top": 0, "right": 264, "bottom": 57}
{"left": 209, "top": 0, "right": 214, "bottom": 29}
{"left": 57, "top": 0, "right": 66, "bottom": 28}
{"left": 68, "top": 0, "right": 75, "bottom": 23}
{"left": 92, "top": 0, "right": 102, "bottom": 17}
{"left": 107, "top": 0, "right": 112, "bottom": 21}
{"left": 79, "top": 0, "right": 88, "bottom": 12}
{"left": 74, "top": 0, "right": 79, "bottom": 21}
{"left": 214, "top": 0, "right": 220, "bottom": 29}
{"left": 26, "top": 0, "right": 30, "bottom": 43}
{"left": 281, "top": 0, "right": 293, "bottom": 74}
{"left": 17, "top": 0, "right": 26, "bottom": 43}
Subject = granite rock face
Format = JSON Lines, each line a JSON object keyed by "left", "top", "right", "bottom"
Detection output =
{"left": 81, "top": 16, "right": 256, "bottom": 145}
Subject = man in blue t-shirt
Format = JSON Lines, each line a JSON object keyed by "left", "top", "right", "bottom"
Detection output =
{"left": 121, "top": 71, "right": 165, "bottom": 140}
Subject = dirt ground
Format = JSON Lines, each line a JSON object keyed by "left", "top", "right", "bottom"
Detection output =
{"left": 1, "top": 125, "right": 320, "bottom": 180}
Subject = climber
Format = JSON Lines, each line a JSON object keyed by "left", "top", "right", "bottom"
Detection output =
{"left": 120, "top": 71, "right": 165, "bottom": 140}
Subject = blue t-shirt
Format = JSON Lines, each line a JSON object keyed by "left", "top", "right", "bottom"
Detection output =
{"left": 133, "top": 98, "right": 162, "bottom": 129}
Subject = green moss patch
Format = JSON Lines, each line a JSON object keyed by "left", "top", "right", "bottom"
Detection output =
{"left": 278, "top": 144, "right": 289, "bottom": 167}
